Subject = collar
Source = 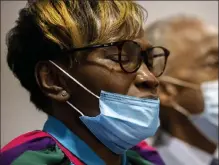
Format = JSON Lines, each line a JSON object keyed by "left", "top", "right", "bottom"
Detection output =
{"left": 156, "top": 131, "right": 213, "bottom": 165}
{"left": 43, "top": 116, "right": 126, "bottom": 165}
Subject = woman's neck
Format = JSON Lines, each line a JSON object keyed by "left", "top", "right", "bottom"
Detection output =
{"left": 72, "top": 123, "right": 122, "bottom": 165}
{"left": 53, "top": 104, "right": 122, "bottom": 165}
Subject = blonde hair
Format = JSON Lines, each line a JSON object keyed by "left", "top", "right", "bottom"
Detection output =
{"left": 29, "top": 0, "right": 147, "bottom": 49}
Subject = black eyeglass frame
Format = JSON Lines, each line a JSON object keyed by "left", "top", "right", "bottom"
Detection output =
{"left": 62, "top": 40, "right": 170, "bottom": 77}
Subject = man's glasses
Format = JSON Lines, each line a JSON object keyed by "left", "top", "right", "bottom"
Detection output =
{"left": 63, "top": 40, "right": 170, "bottom": 77}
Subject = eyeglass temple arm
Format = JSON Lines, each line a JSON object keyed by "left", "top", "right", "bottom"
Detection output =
{"left": 63, "top": 43, "right": 117, "bottom": 53}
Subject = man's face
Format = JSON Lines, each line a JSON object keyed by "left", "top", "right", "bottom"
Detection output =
{"left": 165, "top": 23, "right": 218, "bottom": 114}
{"left": 63, "top": 37, "right": 160, "bottom": 117}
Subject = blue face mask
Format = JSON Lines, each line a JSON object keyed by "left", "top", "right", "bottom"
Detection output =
{"left": 49, "top": 60, "right": 160, "bottom": 154}
{"left": 160, "top": 76, "right": 218, "bottom": 144}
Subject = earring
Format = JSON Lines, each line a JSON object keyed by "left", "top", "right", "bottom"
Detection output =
{"left": 61, "top": 90, "right": 68, "bottom": 97}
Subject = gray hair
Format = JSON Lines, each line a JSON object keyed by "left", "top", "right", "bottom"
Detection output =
{"left": 145, "top": 14, "right": 204, "bottom": 47}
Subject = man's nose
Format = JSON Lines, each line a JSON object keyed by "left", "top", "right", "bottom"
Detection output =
{"left": 134, "top": 63, "right": 159, "bottom": 90}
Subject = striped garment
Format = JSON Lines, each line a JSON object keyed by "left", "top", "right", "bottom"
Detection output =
{"left": 1, "top": 118, "right": 165, "bottom": 165}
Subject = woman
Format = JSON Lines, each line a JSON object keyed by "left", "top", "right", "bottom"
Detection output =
{"left": 1, "top": 1, "right": 169, "bottom": 165}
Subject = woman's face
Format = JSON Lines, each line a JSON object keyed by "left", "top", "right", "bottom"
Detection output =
{"left": 56, "top": 37, "right": 159, "bottom": 117}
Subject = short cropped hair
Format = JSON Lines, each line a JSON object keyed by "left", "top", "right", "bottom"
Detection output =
{"left": 7, "top": 0, "right": 147, "bottom": 113}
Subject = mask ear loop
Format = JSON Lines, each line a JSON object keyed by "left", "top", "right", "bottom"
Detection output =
{"left": 170, "top": 100, "right": 191, "bottom": 117}
{"left": 67, "top": 101, "right": 84, "bottom": 116}
{"left": 49, "top": 60, "right": 100, "bottom": 99}
{"left": 49, "top": 60, "right": 100, "bottom": 116}
{"left": 159, "top": 76, "right": 198, "bottom": 117}
{"left": 159, "top": 76, "right": 200, "bottom": 90}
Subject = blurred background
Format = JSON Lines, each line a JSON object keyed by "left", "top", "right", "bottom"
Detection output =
{"left": 1, "top": 1, "right": 218, "bottom": 147}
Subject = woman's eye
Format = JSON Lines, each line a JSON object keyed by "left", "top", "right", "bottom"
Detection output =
{"left": 204, "top": 61, "right": 218, "bottom": 68}
{"left": 106, "top": 55, "right": 130, "bottom": 63}
{"left": 108, "top": 55, "right": 119, "bottom": 62}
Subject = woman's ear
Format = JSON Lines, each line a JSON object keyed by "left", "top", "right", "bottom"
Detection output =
{"left": 159, "top": 80, "right": 179, "bottom": 107}
{"left": 35, "top": 61, "right": 70, "bottom": 102}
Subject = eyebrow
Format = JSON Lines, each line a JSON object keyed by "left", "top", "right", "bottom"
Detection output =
{"left": 198, "top": 46, "right": 218, "bottom": 62}
{"left": 205, "top": 48, "right": 218, "bottom": 55}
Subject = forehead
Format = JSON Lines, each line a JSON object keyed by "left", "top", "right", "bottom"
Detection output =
{"left": 199, "top": 35, "right": 218, "bottom": 56}
{"left": 199, "top": 25, "right": 218, "bottom": 50}
{"left": 188, "top": 24, "right": 218, "bottom": 60}
{"left": 165, "top": 24, "right": 218, "bottom": 75}
{"left": 169, "top": 24, "right": 218, "bottom": 59}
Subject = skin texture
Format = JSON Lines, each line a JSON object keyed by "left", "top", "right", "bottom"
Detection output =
{"left": 155, "top": 19, "right": 218, "bottom": 154}
{"left": 35, "top": 37, "right": 160, "bottom": 165}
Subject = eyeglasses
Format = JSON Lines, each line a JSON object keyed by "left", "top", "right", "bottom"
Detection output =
{"left": 63, "top": 40, "right": 170, "bottom": 77}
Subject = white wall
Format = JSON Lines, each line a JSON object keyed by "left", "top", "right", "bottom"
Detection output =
{"left": 1, "top": 1, "right": 47, "bottom": 147}
{"left": 1, "top": 1, "right": 218, "bottom": 147}
{"left": 138, "top": 1, "right": 218, "bottom": 27}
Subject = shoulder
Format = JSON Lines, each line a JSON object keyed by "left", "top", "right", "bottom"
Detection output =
{"left": 128, "top": 140, "right": 166, "bottom": 165}
{"left": 0, "top": 136, "right": 70, "bottom": 165}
